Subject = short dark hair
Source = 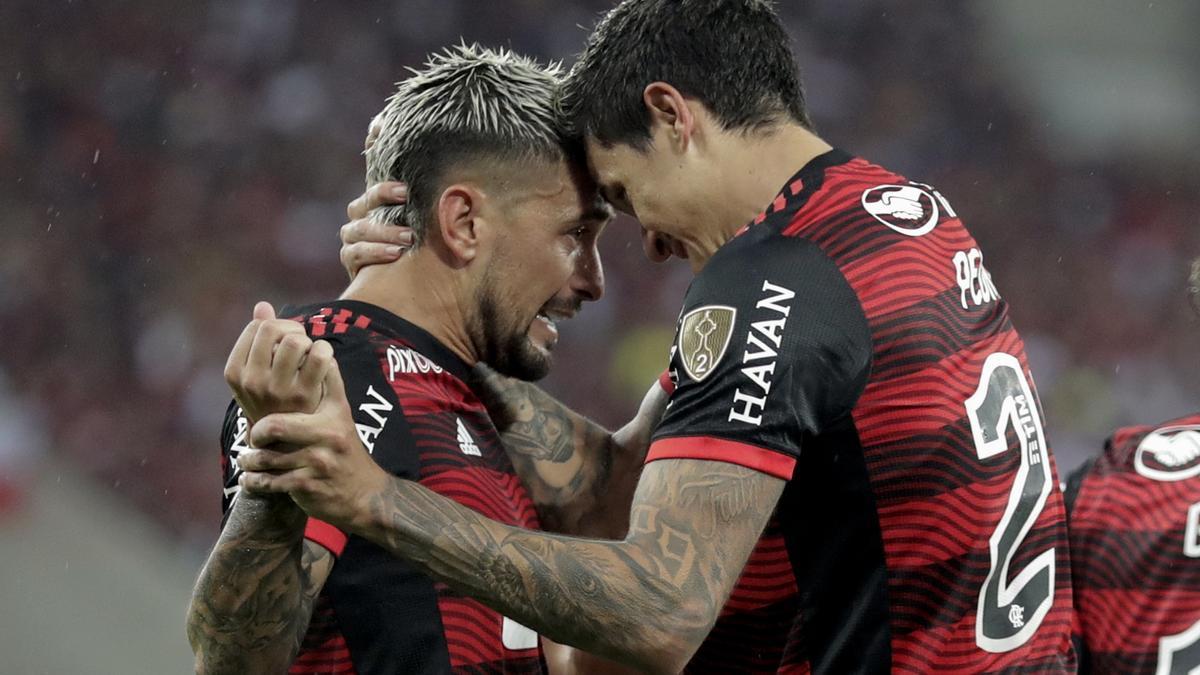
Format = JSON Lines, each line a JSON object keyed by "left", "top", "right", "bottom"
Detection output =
{"left": 560, "top": 0, "right": 811, "bottom": 150}
{"left": 366, "top": 44, "right": 574, "bottom": 246}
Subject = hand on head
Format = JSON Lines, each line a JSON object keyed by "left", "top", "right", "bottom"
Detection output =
{"left": 339, "top": 182, "right": 416, "bottom": 280}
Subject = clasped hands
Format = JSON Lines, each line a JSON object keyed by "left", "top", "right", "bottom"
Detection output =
{"left": 226, "top": 301, "right": 390, "bottom": 534}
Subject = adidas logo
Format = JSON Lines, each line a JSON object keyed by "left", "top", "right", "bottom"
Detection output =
{"left": 456, "top": 417, "right": 481, "bottom": 456}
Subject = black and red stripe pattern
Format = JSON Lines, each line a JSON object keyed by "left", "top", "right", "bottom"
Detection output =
{"left": 785, "top": 154, "right": 1074, "bottom": 672}
{"left": 221, "top": 300, "right": 545, "bottom": 674}
{"left": 689, "top": 519, "right": 805, "bottom": 674}
{"left": 655, "top": 151, "right": 1074, "bottom": 672}
{"left": 391, "top": 368, "right": 543, "bottom": 672}
{"left": 1068, "top": 413, "right": 1200, "bottom": 674}
{"left": 290, "top": 599, "right": 356, "bottom": 674}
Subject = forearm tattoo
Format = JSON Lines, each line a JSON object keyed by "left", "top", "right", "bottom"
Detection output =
{"left": 358, "top": 459, "right": 781, "bottom": 672}
{"left": 187, "top": 495, "right": 333, "bottom": 673}
{"left": 472, "top": 367, "right": 621, "bottom": 533}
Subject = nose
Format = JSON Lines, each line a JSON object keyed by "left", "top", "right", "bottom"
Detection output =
{"left": 571, "top": 242, "right": 605, "bottom": 303}
{"left": 641, "top": 226, "right": 672, "bottom": 263}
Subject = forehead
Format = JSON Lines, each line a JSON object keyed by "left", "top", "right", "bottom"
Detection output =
{"left": 584, "top": 138, "right": 641, "bottom": 183}
{"left": 522, "top": 156, "right": 612, "bottom": 223}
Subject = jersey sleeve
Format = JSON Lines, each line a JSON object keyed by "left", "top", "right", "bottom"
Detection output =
{"left": 301, "top": 330, "right": 416, "bottom": 556}
{"left": 218, "top": 399, "right": 248, "bottom": 528}
{"left": 649, "top": 234, "right": 872, "bottom": 479}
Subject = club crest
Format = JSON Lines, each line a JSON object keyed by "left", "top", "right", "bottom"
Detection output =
{"left": 1134, "top": 425, "right": 1200, "bottom": 482}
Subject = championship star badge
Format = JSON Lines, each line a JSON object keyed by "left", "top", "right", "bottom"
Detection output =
{"left": 677, "top": 305, "right": 736, "bottom": 382}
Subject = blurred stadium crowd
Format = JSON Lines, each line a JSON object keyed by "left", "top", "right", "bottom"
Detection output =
{"left": 1, "top": 0, "right": 1197, "bottom": 556}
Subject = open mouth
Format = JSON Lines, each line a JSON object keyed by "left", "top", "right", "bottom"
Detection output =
{"left": 531, "top": 305, "right": 577, "bottom": 348}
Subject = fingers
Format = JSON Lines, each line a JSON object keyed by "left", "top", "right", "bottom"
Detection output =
{"left": 269, "top": 333, "right": 313, "bottom": 396}
{"left": 250, "top": 411, "right": 329, "bottom": 449}
{"left": 365, "top": 114, "right": 384, "bottom": 152}
{"left": 239, "top": 447, "right": 308, "bottom": 473}
{"left": 246, "top": 319, "right": 307, "bottom": 381}
{"left": 339, "top": 216, "right": 414, "bottom": 248}
{"left": 340, "top": 241, "right": 407, "bottom": 281}
{"left": 225, "top": 318, "right": 263, "bottom": 386}
{"left": 346, "top": 182, "right": 408, "bottom": 220}
{"left": 318, "top": 353, "right": 348, "bottom": 409}
{"left": 253, "top": 301, "right": 276, "bottom": 322}
{"left": 239, "top": 468, "right": 313, "bottom": 496}
{"left": 250, "top": 358, "right": 352, "bottom": 450}
{"left": 298, "top": 339, "right": 335, "bottom": 396}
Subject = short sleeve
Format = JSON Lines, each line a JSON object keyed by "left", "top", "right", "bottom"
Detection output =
{"left": 301, "top": 331, "right": 416, "bottom": 556}
{"left": 218, "top": 399, "right": 247, "bottom": 527}
{"left": 649, "top": 234, "right": 872, "bottom": 480}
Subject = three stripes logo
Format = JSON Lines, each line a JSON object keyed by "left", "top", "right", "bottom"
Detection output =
{"left": 456, "top": 417, "right": 481, "bottom": 457}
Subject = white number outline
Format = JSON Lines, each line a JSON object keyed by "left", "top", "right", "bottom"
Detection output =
{"left": 966, "top": 352, "right": 1056, "bottom": 653}
{"left": 1187, "top": 502, "right": 1200, "bottom": 559}
{"left": 1157, "top": 617, "right": 1200, "bottom": 675}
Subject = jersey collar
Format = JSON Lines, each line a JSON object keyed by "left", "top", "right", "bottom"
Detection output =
{"left": 746, "top": 148, "right": 854, "bottom": 233}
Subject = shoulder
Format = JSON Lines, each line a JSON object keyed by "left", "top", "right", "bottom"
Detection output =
{"left": 787, "top": 157, "right": 977, "bottom": 261}
{"left": 664, "top": 230, "right": 872, "bottom": 432}
{"left": 693, "top": 227, "right": 855, "bottom": 309}
{"left": 284, "top": 303, "right": 374, "bottom": 344}
{"left": 688, "top": 229, "right": 870, "bottom": 358}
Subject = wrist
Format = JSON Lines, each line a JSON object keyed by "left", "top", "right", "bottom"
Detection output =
{"left": 238, "top": 491, "right": 308, "bottom": 533}
{"left": 346, "top": 469, "right": 395, "bottom": 538}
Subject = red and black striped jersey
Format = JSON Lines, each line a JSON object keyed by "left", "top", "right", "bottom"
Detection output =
{"left": 650, "top": 150, "right": 1075, "bottom": 673}
{"left": 1066, "top": 413, "right": 1200, "bottom": 674}
{"left": 220, "top": 300, "right": 545, "bottom": 674}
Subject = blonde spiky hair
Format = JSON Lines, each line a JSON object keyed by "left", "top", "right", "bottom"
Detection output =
{"left": 365, "top": 43, "right": 570, "bottom": 245}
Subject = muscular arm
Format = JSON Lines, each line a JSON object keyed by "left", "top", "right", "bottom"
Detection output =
{"left": 186, "top": 495, "right": 334, "bottom": 674}
{"left": 188, "top": 310, "right": 338, "bottom": 673}
{"left": 239, "top": 353, "right": 779, "bottom": 672}
{"left": 473, "top": 365, "right": 668, "bottom": 538}
{"left": 354, "top": 458, "right": 781, "bottom": 674}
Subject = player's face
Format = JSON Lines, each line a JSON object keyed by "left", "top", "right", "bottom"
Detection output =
{"left": 470, "top": 159, "right": 610, "bottom": 381}
{"left": 586, "top": 137, "right": 717, "bottom": 265}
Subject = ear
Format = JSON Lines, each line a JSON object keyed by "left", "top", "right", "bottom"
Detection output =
{"left": 643, "top": 82, "right": 696, "bottom": 151}
{"left": 434, "top": 184, "right": 487, "bottom": 265}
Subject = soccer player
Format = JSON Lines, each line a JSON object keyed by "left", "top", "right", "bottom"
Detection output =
{"left": 239, "top": 1, "right": 1076, "bottom": 672}
{"left": 1066, "top": 260, "right": 1200, "bottom": 674}
{"left": 185, "top": 45, "right": 640, "bottom": 674}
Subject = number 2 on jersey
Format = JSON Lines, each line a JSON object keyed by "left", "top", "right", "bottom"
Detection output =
{"left": 965, "top": 352, "right": 1056, "bottom": 653}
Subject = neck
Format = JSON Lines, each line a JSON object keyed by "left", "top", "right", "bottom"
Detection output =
{"left": 340, "top": 251, "right": 479, "bottom": 365}
{"left": 688, "top": 124, "right": 832, "bottom": 271}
